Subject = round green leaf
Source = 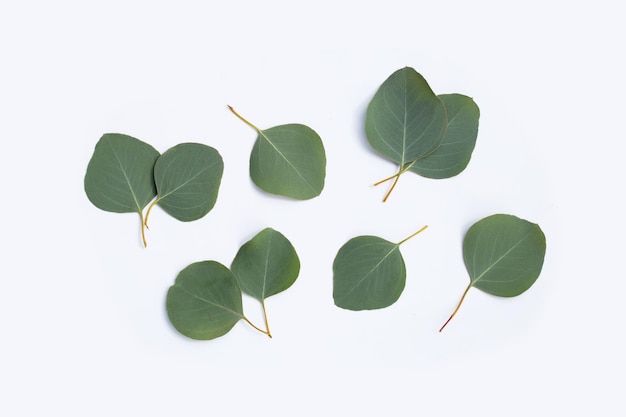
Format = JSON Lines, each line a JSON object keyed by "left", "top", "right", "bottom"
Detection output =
{"left": 231, "top": 228, "right": 300, "bottom": 302}
{"left": 250, "top": 124, "right": 326, "bottom": 200}
{"left": 464, "top": 214, "right": 546, "bottom": 297}
{"left": 409, "top": 94, "right": 480, "bottom": 179}
{"left": 153, "top": 143, "right": 224, "bottom": 221}
{"left": 84, "top": 133, "right": 159, "bottom": 213}
{"left": 440, "top": 215, "right": 546, "bottom": 331}
{"left": 333, "top": 236, "right": 406, "bottom": 310}
{"left": 166, "top": 261, "right": 243, "bottom": 340}
{"left": 365, "top": 67, "right": 447, "bottom": 167}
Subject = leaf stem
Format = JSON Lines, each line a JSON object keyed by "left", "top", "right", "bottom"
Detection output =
{"left": 243, "top": 315, "right": 272, "bottom": 338}
{"left": 228, "top": 105, "right": 261, "bottom": 133}
{"left": 373, "top": 172, "right": 400, "bottom": 187}
{"left": 382, "top": 175, "right": 400, "bottom": 202}
{"left": 397, "top": 225, "right": 428, "bottom": 246}
{"left": 373, "top": 161, "right": 417, "bottom": 202}
{"left": 261, "top": 300, "right": 272, "bottom": 338}
{"left": 144, "top": 198, "right": 159, "bottom": 230}
{"left": 139, "top": 211, "right": 148, "bottom": 248}
{"left": 439, "top": 283, "right": 472, "bottom": 332}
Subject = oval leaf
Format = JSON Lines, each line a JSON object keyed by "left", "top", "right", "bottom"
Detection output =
{"left": 464, "top": 214, "right": 546, "bottom": 296}
{"left": 365, "top": 67, "right": 447, "bottom": 167}
{"left": 440, "top": 214, "right": 546, "bottom": 331}
{"left": 231, "top": 228, "right": 300, "bottom": 302}
{"left": 228, "top": 106, "right": 326, "bottom": 200}
{"left": 333, "top": 236, "right": 406, "bottom": 310}
{"left": 166, "top": 261, "right": 243, "bottom": 340}
{"left": 250, "top": 124, "right": 326, "bottom": 200}
{"left": 153, "top": 143, "right": 224, "bottom": 221}
{"left": 84, "top": 133, "right": 159, "bottom": 213}
{"left": 409, "top": 94, "right": 480, "bottom": 179}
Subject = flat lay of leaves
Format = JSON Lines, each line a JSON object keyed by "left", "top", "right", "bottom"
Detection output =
{"left": 86, "top": 66, "right": 546, "bottom": 341}
{"left": 84, "top": 134, "right": 223, "bottom": 246}
{"left": 367, "top": 67, "right": 480, "bottom": 201}
{"left": 439, "top": 214, "right": 547, "bottom": 331}
{"left": 228, "top": 105, "right": 326, "bottom": 200}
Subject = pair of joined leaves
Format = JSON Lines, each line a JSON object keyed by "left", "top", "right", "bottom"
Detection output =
{"left": 166, "top": 228, "right": 300, "bottom": 340}
{"left": 84, "top": 133, "right": 223, "bottom": 246}
{"left": 366, "top": 67, "right": 480, "bottom": 201}
{"left": 333, "top": 214, "right": 546, "bottom": 331}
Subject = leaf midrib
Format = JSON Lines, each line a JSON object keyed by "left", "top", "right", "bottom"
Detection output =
{"left": 174, "top": 285, "right": 243, "bottom": 319}
{"left": 341, "top": 242, "right": 399, "bottom": 299}
{"left": 158, "top": 163, "right": 213, "bottom": 201}
{"left": 112, "top": 147, "right": 143, "bottom": 213}
{"left": 470, "top": 230, "right": 534, "bottom": 285}
{"left": 260, "top": 232, "right": 273, "bottom": 300}
{"left": 258, "top": 129, "right": 317, "bottom": 193}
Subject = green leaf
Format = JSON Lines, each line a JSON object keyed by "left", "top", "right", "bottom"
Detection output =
{"left": 228, "top": 106, "right": 326, "bottom": 200}
{"left": 230, "top": 228, "right": 300, "bottom": 336}
{"left": 231, "top": 228, "right": 300, "bottom": 301}
{"left": 84, "top": 133, "right": 160, "bottom": 245}
{"left": 366, "top": 67, "right": 447, "bottom": 200}
{"left": 333, "top": 226, "right": 427, "bottom": 310}
{"left": 84, "top": 133, "right": 159, "bottom": 213}
{"left": 166, "top": 261, "right": 244, "bottom": 340}
{"left": 440, "top": 214, "right": 546, "bottom": 331}
{"left": 147, "top": 143, "right": 223, "bottom": 223}
{"left": 408, "top": 94, "right": 480, "bottom": 179}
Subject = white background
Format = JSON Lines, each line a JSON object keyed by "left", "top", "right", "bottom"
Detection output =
{"left": 1, "top": 1, "right": 624, "bottom": 415}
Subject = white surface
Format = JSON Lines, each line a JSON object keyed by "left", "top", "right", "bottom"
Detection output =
{"left": 1, "top": 1, "right": 623, "bottom": 415}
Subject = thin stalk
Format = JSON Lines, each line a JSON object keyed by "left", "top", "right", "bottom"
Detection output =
{"left": 439, "top": 283, "right": 472, "bottom": 332}
{"left": 382, "top": 174, "right": 400, "bottom": 202}
{"left": 243, "top": 316, "right": 272, "bottom": 338}
{"left": 261, "top": 300, "right": 272, "bottom": 338}
{"left": 373, "top": 172, "right": 401, "bottom": 187}
{"left": 139, "top": 212, "right": 148, "bottom": 248}
{"left": 144, "top": 198, "right": 159, "bottom": 230}
{"left": 228, "top": 105, "right": 261, "bottom": 133}
{"left": 397, "top": 225, "right": 429, "bottom": 246}
{"left": 373, "top": 161, "right": 417, "bottom": 202}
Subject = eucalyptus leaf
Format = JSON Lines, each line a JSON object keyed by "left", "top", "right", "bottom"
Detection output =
{"left": 228, "top": 106, "right": 326, "bottom": 200}
{"left": 366, "top": 67, "right": 447, "bottom": 200}
{"left": 408, "top": 94, "right": 479, "bottom": 179}
{"left": 231, "top": 228, "right": 300, "bottom": 336}
{"left": 84, "top": 133, "right": 160, "bottom": 245}
{"left": 231, "top": 228, "right": 300, "bottom": 301}
{"left": 166, "top": 261, "right": 244, "bottom": 340}
{"left": 440, "top": 214, "right": 546, "bottom": 331}
{"left": 333, "top": 226, "right": 427, "bottom": 310}
{"left": 146, "top": 143, "right": 223, "bottom": 223}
